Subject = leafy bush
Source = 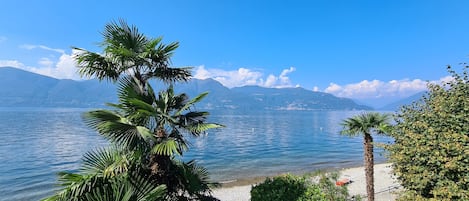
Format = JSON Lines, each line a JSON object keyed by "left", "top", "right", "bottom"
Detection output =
{"left": 313, "top": 172, "right": 349, "bottom": 201}
{"left": 386, "top": 66, "right": 469, "bottom": 200}
{"left": 250, "top": 172, "right": 348, "bottom": 201}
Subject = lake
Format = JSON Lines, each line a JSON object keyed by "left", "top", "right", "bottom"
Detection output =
{"left": 0, "top": 108, "right": 392, "bottom": 201}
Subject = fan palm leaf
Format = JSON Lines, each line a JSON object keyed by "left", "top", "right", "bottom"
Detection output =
{"left": 171, "top": 160, "right": 220, "bottom": 200}
{"left": 83, "top": 174, "right": 166, "bottom": 201}
{"left": 81, "top": 147, "right": 131, "bottom": 177}
{"left": 175, "top": 92, "right": 208, "bottom": 115}
{"left": 74, "top": 48, "right": 120, "bottom": 82}
{"left": 340, "top": 112, "right": 389, "bottom": 136}
{"left": 151, "top": 138, "right": 180, "bottom": 156}
{"left": 82, "top": 110, "right": 153, "bottom": 151}
{"left": 74, "top": 19, "right": 191, "bottom": 85}
{"left": 43, "top": 172, "right": 107, "bottom": 201}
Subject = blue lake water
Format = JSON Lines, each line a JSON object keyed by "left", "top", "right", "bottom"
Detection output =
{"left": 0, "top": 108, "right": 392, "bottom": 201}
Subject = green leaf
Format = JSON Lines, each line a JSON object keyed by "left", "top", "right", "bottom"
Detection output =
{"left": 176, "top": 92, "right": 209, "bottom": 115}
{"left": 136, "top": 126, "right": 156, "bottom": 142}
{"left": 151, "top": 139, "right": 179, "bottom": 156}
{"left": 187, "top": 123, "right": 224, "bottom": 135}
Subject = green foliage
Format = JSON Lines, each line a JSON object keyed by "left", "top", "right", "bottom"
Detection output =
{"left": 312, "top": 171, "right": 349, "bottom": 201}
{"left": 387, "top": 65, "right": 469, "bottom": 200}
{"left": 340, "top": 112, "right": 390, "bottom": 137}
{"left": 45, "top": 77, "right": 222, "bottom": 200}
{"left": 74, "top": 19, "right": 191, "bottom": 84}
{"left": 250, "top": 173, "right": 348, "bottom": 201}
{"left": 43, "top": 168, "right": 166, "bottom": 201}
{"left": 45, "top": 20, "right": 222, "bottom": 200}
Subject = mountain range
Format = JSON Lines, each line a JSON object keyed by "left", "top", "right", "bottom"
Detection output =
{"left": 378, "top": 91, "right": 427, "bottom": 111}
{"left": 1, "top": 67, "right": 408, "bottom": 112}
{"left": 0, "top": 67, "right": 116, "bottom": 107}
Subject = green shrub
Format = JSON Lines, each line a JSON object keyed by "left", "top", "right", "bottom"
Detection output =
{"left": 387, "top": 66, "right": 469, "bottom": 200}
{"left": 250, "top": 173, "right": 348, "bottom": 201}
{"left": 313, "top": 172, "right": 349, "bottom": 201}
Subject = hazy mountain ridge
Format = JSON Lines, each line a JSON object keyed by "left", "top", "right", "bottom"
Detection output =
{"left": 378, "top": 91, "right": 427, "bottom": 111}
{"left": 0, "top": 67, "right": 117, "bottom": 107}
{"left": 0, "top": 67, "right": 371, "bottom": 111}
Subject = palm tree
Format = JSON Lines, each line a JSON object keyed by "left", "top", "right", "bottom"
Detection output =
{"left": 44, "top": 78, "right": 222, "bottom": 200}
{"left": 73, "top": 19, "right": 191, "bottom": 88}
{"left": 45, "top": 20, "right": 222, "bottom": 200}
{"left": 340, "top": 112, "right": 389, "bottom": 201}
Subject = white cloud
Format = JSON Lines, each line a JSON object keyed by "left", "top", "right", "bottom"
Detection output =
{"left": 324, "top": 83, "right": 342, "bottom": 93}
{"left": 264, "top": 74, "right": 277, "bottom": 87}
{"left": 193, "top": 65, "right": 211, "bottom": 79}
{"left": 312, "top": 86, "right": 320, "bottom": 92}
{"left": 28, "top": 49, "right": 80, "bottom": 80}
{"left": 264, "top": 67, "right": 296, "bottom": 88}
{"left": 193, "top": 66, "right": 297, "bottom": 88}
{"left": 20, "top": 44, "right": 65, "bottom": 54}
{"left": 0, "top": 60, "right": 25, "bottom": 68}
{"left": 1, "top": 49, "right": 81, "bottom": 80}
{"left": 38, "top": 57, "right": 54, "bottom": 68}
{"left": 324, "top": 77, "right": 452, "bottom": 99}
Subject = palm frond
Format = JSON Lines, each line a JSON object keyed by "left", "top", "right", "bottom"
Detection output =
{"left": 136, "top": 126, "right": 157, "bottom": 142}
{"left": 173, "top": 160, "right": 218, "bottom": 198}
{"left": 115, "top": 77, "right": 158, "bottom": 126}
{"left": 146, "top": 40, "right": 178, "bottom": 66}
{"left": 84, "top": 183, "right": 133, "bottom": 201}
{"left": 82, "top": 110, "right": 148, "bottom": 150}
{"left": 53, "top": 171, "right": 166, "bottom": 201}
{"left": 117, "top": 76, "right": 150, "bottom": 104}
{"left": 178, "top": 111, "right": 208, "bottom": 124}
{"left": 81, "top": 147, "right": 130, "bottom": 177}
{"left": 340, "top": 112, "right": 390, "bottom": 136}
{"left": 103, "top": 19, "right": 148, "bottom": 56}
{"left": 52, "top": 172, "right": 108, "bottom": 201}
{"left": 129, "top": 173, "right": 167, "bottom": 200}
{"left": 144, "top": 67, "right": 192, "bottom": 83}
{"left": 186, "top": 123, "right": 224, "bottom": 136}
{"left": 127, "top": 98, "right": 156, "bottom": 116}
{"left": 171, "top": 93, "right": 190, "bottom": 112}
{"left": 151, "top": 138, "right": 180, "bottom": 156}
{"left": 145, "top": 37, "right": 163, "bottom": 50}
{"left": 175, "top": 92, "right": 208, "bottom": 115}
{"left": 73, "top": 47, "right": 120, "bottom": 82}
{"left": 83, "top": 174, "right": 166, "bottom": 201}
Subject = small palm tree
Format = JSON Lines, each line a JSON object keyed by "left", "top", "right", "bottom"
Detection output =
{"left": 340, "top": 112, "right": 390, "bottom": 201}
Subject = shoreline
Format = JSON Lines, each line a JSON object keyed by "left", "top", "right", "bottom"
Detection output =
{"left": 212, "top": 162, "right": 401, "bottom": 201}
{"left": 214, "top": 161, "right": 389, "bottom": 188}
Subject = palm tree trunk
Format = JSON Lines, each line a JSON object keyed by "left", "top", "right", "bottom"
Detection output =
{"left": 149, "top": 153, "right": 174, "bottom": 189}
{"left": 364, "top": 133, "right": 374, "bottom": 201}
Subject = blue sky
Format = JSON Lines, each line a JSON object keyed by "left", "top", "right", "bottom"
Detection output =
{"left": 1, "top": 0, "right": 468, "bottom": 104}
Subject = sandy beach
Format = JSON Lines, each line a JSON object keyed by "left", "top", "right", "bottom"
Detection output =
{"left": 212, "top": 163, "right": 401, "bottom": 201}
